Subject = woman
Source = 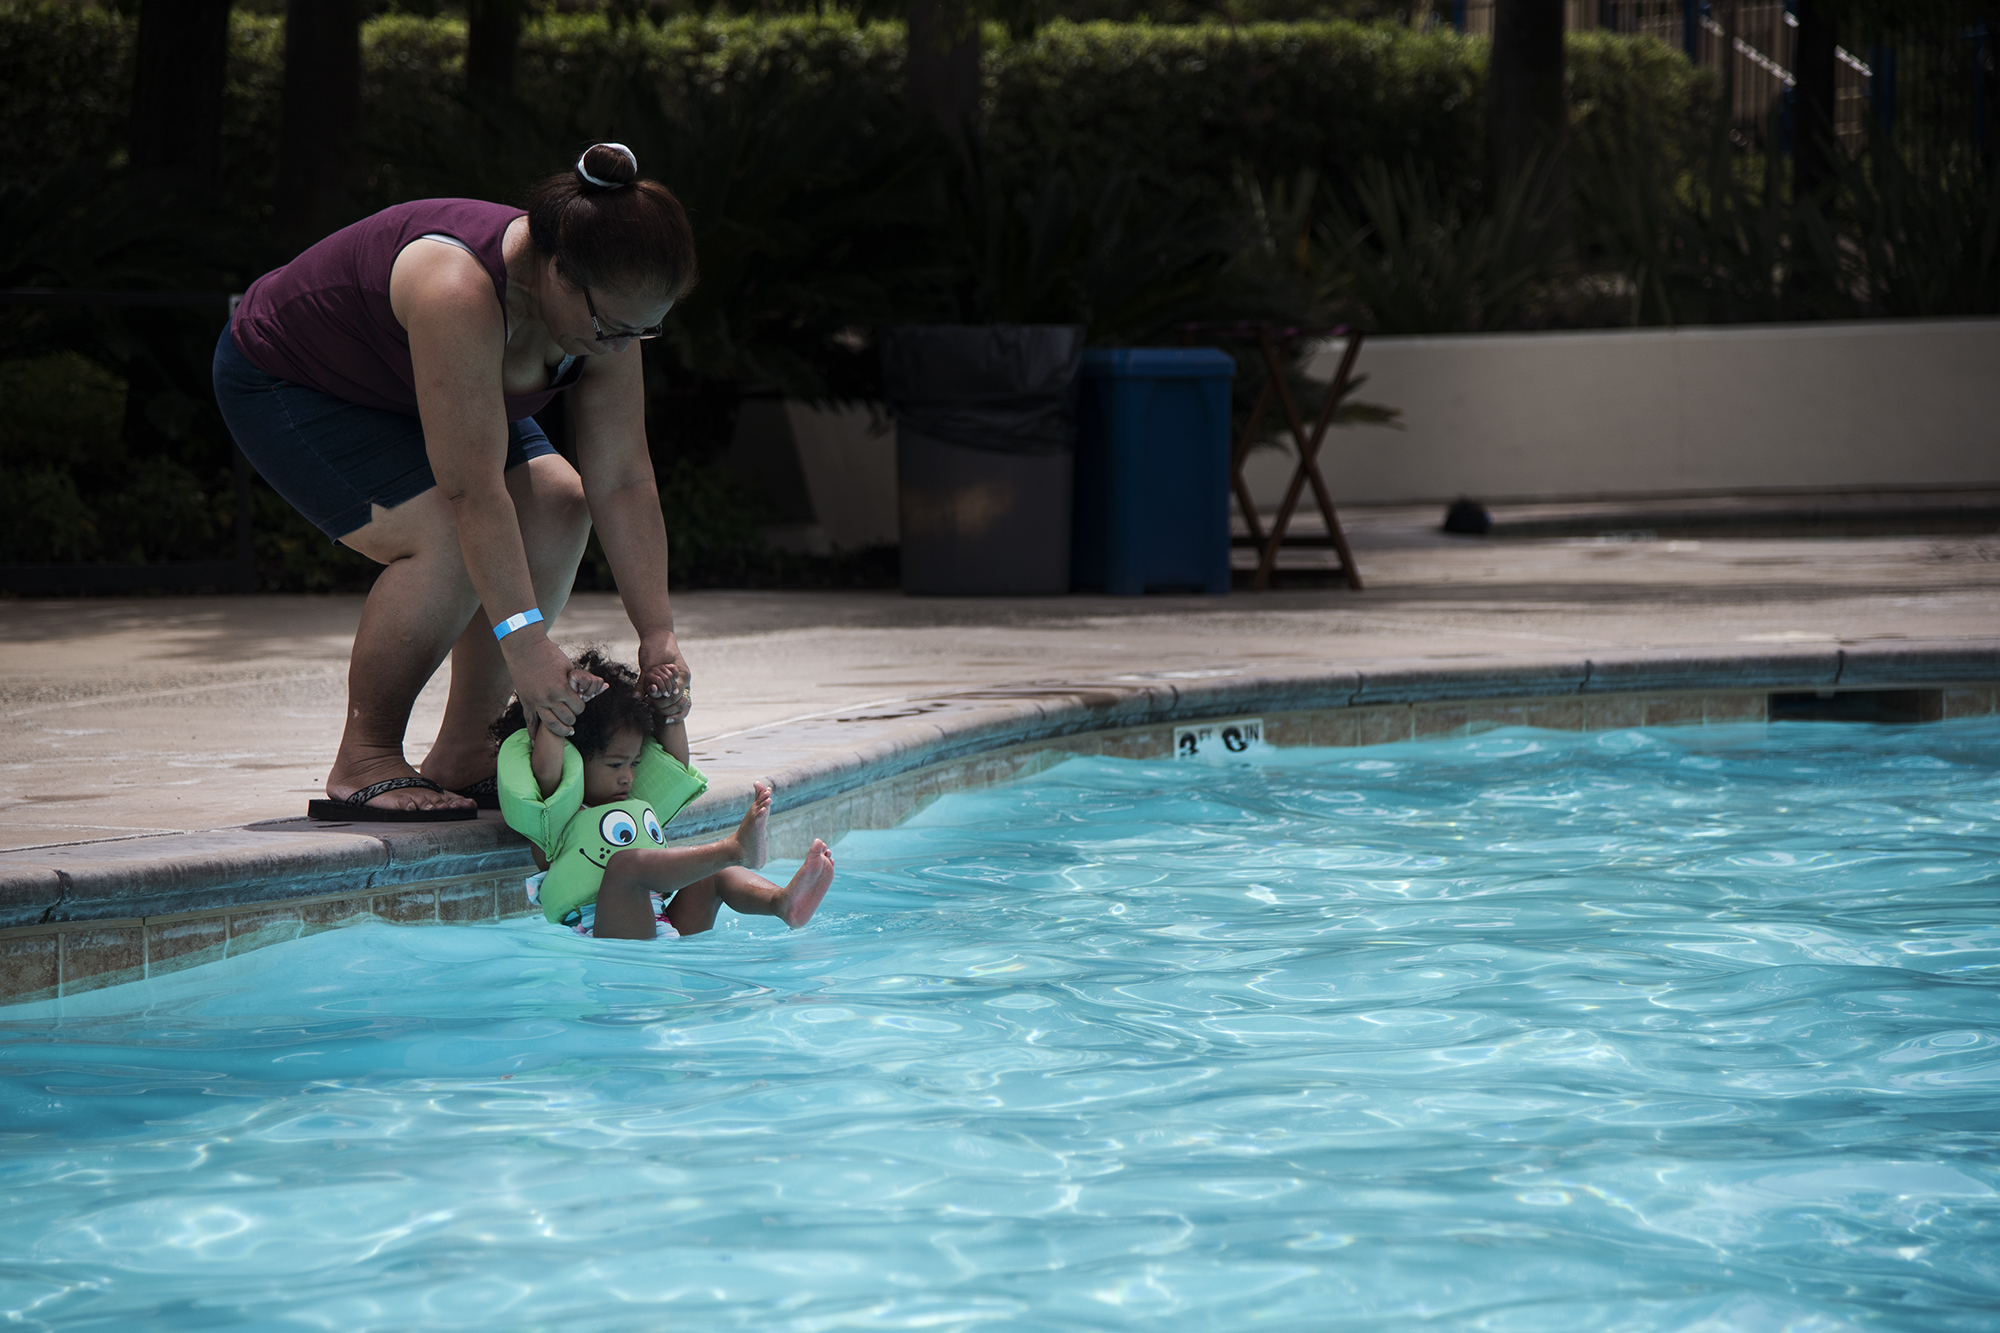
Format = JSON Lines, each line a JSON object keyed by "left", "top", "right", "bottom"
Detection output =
{"left": 214, "top": 143, "right": 694, "bottom": 820}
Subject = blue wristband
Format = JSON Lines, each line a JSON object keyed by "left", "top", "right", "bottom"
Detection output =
{"left": 493, "top": 608, "right": 544, "bottom": 641}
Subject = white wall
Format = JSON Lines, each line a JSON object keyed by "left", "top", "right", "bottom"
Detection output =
{"left": 784, "top": 402, "right": 899, "bottom": 549}
{"left": 749, "top": 319, "right": 2000, "bottom": 531}
{"left": 721, "top": 401, "right": 899, "bottom": 552}
{"left": 1245, "top": 318, "right": 2000, "bottom": 506}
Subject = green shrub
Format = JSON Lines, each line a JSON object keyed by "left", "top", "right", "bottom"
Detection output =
{"left": 252, "top": 489, "right": 382, "bottom": 594}
{"left": 0, "top": 350, "right": 234, "bottom": 564}
{"left": 0, "top": 351, "right": 116, "bottom": 562}
{"left": 1, "top": 10, "right": 1508, "bottom": 240}
{"left": 0, "top": 467, "right": 100, "bottom": 563}
{"left": 1564, "top": 30, "right": 1718, "bottom": 196}
{"left": 0, "top": 4, "right": 130, "bottom": 187}
{"left": 0, "top": 350, "right": 123, "bottom": 469}
{"left": 92, "top": 455, "right": 224, "bottom": 563}
{"left": 988, "top": 20, "right": 1484, "bottom": 204}
{"left": 0, "top": 6, "right": 1861, "bottom": 590}
{"left": 1831, "top": 139, "right": 2000, "bottom": 318}
{"left": 1315, "top": 156, "right": 1568, "bottom": 334}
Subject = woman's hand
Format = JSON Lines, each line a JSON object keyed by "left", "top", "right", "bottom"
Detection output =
{"left": 638, "top": 632, "right": 692, "bottom": 723}
{"left": 640, "top": 658, "right": 692, "bottom": 723}
{"left": 505, "top": 634, "right": 604, "bottom": 737}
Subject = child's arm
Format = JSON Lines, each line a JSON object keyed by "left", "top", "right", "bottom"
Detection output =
{"left": 528, "top": 713, "right": 566, "bottom": 799}
{"left": 498, "top": 727, "right": 584, "bottom": 867}
{"left": 643, "top": 662, "right": 692, "bottom": 766}
{"left": 633, "top": 673, "right": 706, "bottom": 822}
{"left": 656, "top": 716, "right": 690, "bottom": 767}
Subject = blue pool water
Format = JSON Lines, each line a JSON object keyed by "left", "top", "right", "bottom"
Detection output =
{"left": 5, "top": 721, "right": 1999, "bottom": 1331}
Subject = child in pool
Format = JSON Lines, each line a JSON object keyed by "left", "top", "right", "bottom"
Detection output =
{"left": 491, "top": 649, "right": 834, "bottom": 940}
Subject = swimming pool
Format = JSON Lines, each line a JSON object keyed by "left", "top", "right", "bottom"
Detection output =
{"left": 5, "top": 720, "right": 1998, "bottom": 1331}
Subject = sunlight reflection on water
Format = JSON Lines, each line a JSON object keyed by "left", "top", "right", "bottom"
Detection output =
{"left": 3, "top": 720, "right": 1998, "bottom": 1331}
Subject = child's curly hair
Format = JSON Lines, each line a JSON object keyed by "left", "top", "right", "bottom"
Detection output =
{"left": 489, "top": 648, "right": 656, "bottom": 760}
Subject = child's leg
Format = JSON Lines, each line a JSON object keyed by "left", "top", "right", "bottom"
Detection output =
{"left": 591, "top": 783, "right": 773, "bottom": 940}
{"left": 663, "top": 838, "right": 836, "bottom": 936}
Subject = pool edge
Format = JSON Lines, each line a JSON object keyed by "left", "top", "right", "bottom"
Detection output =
{"left": 4, "top": 641, "right": 1996, "bottom": 1003}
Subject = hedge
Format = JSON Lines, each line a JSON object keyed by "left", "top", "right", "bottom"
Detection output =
{"left": 0, "top": 7, "right": 1714, "bottom": 584}
{"left": 1, "top": 10, "right": 1711, "bottom": 227}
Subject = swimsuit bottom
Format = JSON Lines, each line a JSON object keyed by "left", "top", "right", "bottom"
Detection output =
{"left": 212, "top": 319, "right": 559, "bottom": 541}
{"left": 525, "top": 871, "right": 680, "bottom": 940}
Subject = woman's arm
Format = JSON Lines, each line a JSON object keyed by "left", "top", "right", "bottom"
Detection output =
{"left": 390, "top": 244, "right": 594, "bottom": 735}
{"left": 568, "top": 348, "right": 690, "bottom": 699}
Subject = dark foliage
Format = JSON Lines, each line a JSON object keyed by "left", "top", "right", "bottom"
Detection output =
{"left": 4, "top": 8, "right": 1983, "bottom": 592}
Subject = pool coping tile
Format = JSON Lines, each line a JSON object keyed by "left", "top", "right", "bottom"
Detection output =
{"left": 1942, "top": 685, "right": 1997, "bottom": 719}
{"left": 227, "top": 907, "right": 303, "bottom": 958}
{"left": 0, "top": 867, "right": 63, "bottom": 929}
{"left": 438, "top": 878, "right": 502, "bottom": 923}
{"left": 146, "top": 915, "right": 228, "bottom": 979}
{"left": 1353, "top": 658, "right": 1587, "bottom": 706}
{"left": 1837, "top": 643, "right": 2000, "bottom": 688}
{"left": 1582, "top": 647, "right": 1842, "bottom": 693}
{"left": 371, "top": 889, "right": 439, "bottom": 925}
{"left": 60, "top": 921, "right": 147, "bottom": 994}
{"left": 0, "top": 928, "right": 60, "bottom": 1004}
{"left": 3, "top": 637, "right": 1997, "bottom": 1004}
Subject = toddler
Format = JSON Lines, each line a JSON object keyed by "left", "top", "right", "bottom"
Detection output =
{"left": 492, "top": 649, "right": 834, "bottom": 940}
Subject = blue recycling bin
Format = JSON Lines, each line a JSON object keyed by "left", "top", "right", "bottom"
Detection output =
{"left": 1071, "top": 347, "right": 1236, "bottom": 595}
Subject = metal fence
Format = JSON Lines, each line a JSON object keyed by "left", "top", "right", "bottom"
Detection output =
{"left": 1440, "top": 1, "right": 1992, "bottom": 161}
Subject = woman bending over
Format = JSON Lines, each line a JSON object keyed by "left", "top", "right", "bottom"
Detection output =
{"left": 217, "top": 143, "right": 698, "bottom": 820}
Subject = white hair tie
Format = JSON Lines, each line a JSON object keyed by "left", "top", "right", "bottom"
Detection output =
{"left": 576, "top": 142, "right": 638, "bottom": 188}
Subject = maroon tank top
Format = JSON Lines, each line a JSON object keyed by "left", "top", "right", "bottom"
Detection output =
{"left": 231, "top": 199, "right": 583, "bottom": 423}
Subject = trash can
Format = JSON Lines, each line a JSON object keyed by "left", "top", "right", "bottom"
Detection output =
{"left": 1071, "top": 347, "right": 1236, "bottom": 596}
{"left": 880, "top": 324, "right": 1085, "bottom": 596}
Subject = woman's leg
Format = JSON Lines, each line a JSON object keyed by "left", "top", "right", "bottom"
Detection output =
{"left": 328, "top": 453, "right": 588, "bottom": 811}
{"left": 213, "top": 330, "right": 591, "bottom": 813}
{"left": 422, "top": 454, "right": 590, "bottom": 792}
{"left": 329, "top": 490, "right": 484, "bottom": 810}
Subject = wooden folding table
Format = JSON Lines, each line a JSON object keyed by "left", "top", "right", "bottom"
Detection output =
{"left": 1180, "top": 322, "right": 1365, "bottom": 591}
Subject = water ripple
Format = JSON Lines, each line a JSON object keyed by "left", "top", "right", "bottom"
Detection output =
{"left": 3, "top": 720, "right": 1998, "bottom": 1331}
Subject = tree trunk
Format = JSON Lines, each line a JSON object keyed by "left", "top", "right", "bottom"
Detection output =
{"left": 123, "top": 1, "right": 234, "bottom": 483}
{"left": 1792, "top": 0, "right": 1838, "bottom": 201}
{"left": 1719, "top": 0, "right": 1739, "bottom": 135}
{"left": 273, "top": 0, "right": 362, "bottom": 252}
{"left": 1485, "top": 0, "right": 1569, "bottom": 245}
{"left": 906, "top": 0, "right": 981, "bottom": 147}
{"left": 128, "top": 0, "right": 233, "bottom": 188}
{"left": 466, "top": 0, "right": 526, "bottom": 105}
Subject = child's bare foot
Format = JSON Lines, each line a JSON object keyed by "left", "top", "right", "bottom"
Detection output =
{"left": 777, "top": 838, "right": 834, "bottom": 929}
{"left": 733, "top": 781, "right": 772, "bottom": 870}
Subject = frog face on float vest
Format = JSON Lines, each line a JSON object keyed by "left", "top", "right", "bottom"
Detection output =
{"left": 574, "top": 802, "right": 667, "bottom": 869}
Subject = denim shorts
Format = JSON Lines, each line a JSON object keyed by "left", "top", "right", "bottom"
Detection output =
{"left": 211, "top": 322, "right": 557, "bottom": 541}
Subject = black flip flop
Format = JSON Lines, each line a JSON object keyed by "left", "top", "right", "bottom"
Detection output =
{"left": 455, "top": 774, "right": 501, "bottom": 810}
{"left": 308, "top": 776, "right": 478, "bottom": 823}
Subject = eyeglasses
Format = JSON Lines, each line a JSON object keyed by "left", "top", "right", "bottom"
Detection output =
{"left": 582, "top": 286, "right": 664, "bottom": 342}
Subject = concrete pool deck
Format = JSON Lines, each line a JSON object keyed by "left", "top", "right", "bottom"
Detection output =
{"left": 4, "top": 498, "right": 1997, "bottom": 1001}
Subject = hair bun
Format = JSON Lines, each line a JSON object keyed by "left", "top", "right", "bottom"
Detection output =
{"left": 575, "top": 142, "right": 639, "bottom": 190}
